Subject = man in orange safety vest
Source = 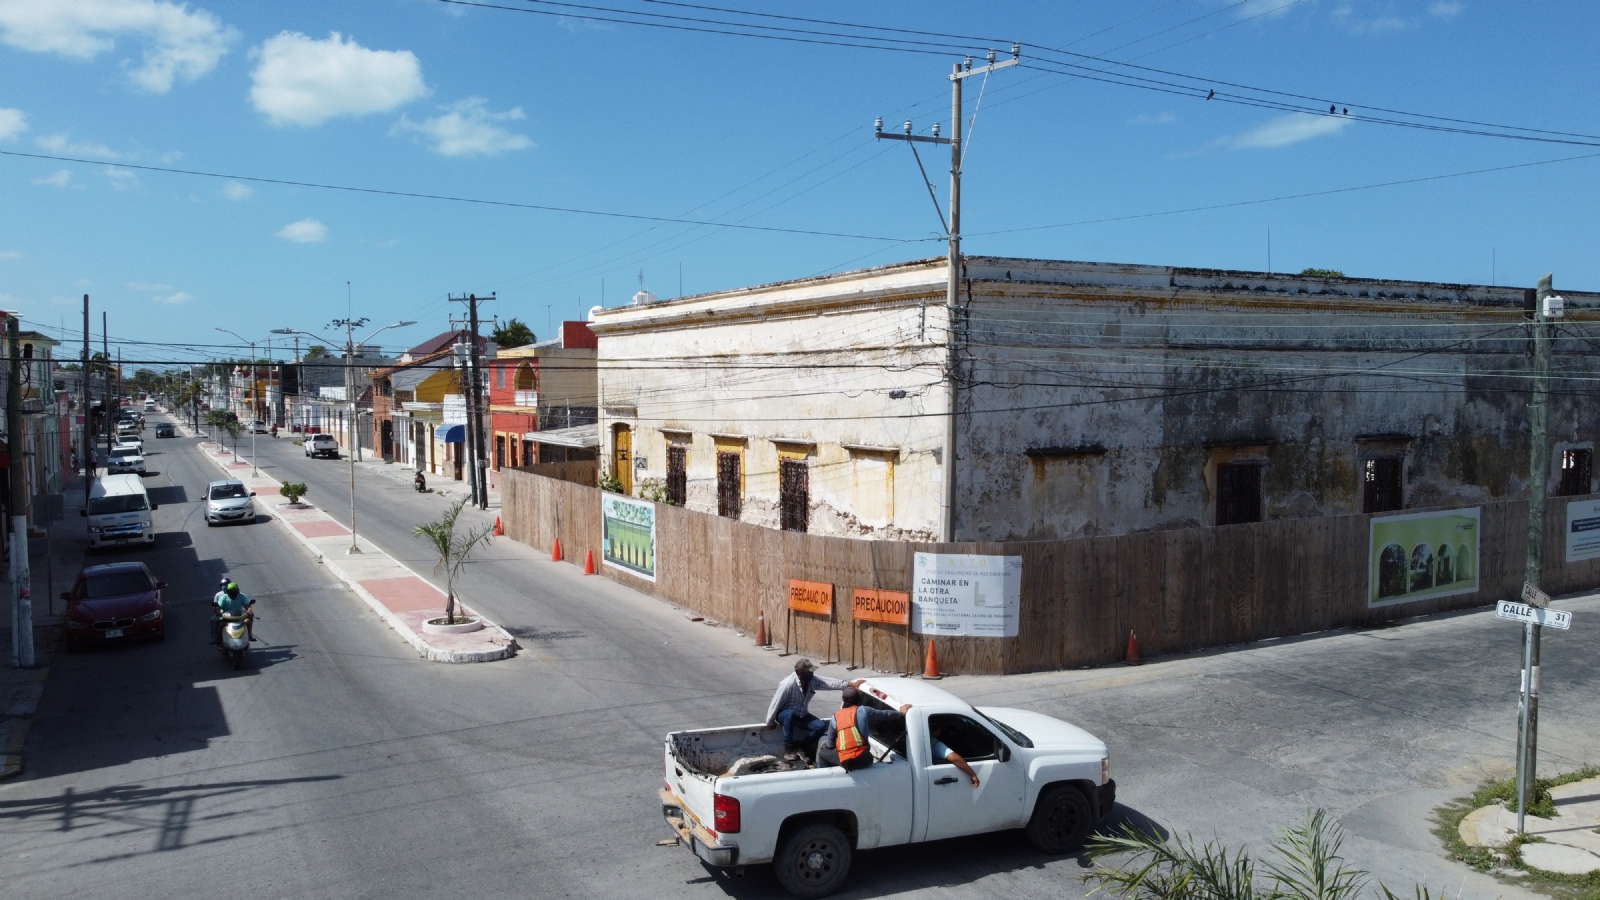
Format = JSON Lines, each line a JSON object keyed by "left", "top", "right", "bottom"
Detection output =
{"left": 816, "top": 686, "right": 911, "bottom": 771}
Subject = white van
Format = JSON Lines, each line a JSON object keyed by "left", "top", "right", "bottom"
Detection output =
{"left": 85, "top": 474, "right": 157, "bottom": 549}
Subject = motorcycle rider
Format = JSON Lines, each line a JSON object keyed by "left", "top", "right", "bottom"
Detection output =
{"left": 414, "top": 469, "right": 427, "bottom": 492}
{"left": 212, "top": 580, "right": 255, "bottom": 645}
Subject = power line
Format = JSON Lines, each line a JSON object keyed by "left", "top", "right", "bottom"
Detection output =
{"left": 0, "top": 149, "right": 925, "bottom": 244}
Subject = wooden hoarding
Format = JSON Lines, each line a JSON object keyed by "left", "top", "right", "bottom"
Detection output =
{"left": 788, "top": 579, "right": 834, "bottom": 616}
{"left": 852, "top": 588, "right": 910, "bottom": 625}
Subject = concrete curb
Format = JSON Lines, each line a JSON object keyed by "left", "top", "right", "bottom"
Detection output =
{"left": 0, "top": 718, "right": 32, "bottom": 780}
{"left": 182, "top": 425, "right": 516, "bottom": 663}
{"left": 0, "top": 665, "right": 49, "bottom": 780}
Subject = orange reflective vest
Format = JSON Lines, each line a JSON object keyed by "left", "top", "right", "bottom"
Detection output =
{"left": 834, "top": 706, "right": 867, "bottom": 763}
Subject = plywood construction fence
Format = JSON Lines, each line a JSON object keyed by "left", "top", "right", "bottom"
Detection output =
{"left": 501, "top": 468, "right": 1600, "bottom": 675}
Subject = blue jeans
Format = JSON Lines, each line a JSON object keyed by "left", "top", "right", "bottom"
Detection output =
{"left": 777, "top": 709, "right": 827, "bottom": 746}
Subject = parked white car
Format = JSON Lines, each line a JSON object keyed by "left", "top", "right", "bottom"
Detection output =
{"left": 105, "top": 444, "right": 146, "bottom": 475}
{"left": 659, "top": 677, "right": 1115, "bottom": 897}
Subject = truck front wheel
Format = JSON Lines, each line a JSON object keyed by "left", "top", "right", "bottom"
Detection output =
{"left": 1025, "top": 784, "right": 1093, "bottom": 854}
{"left": 774, "top": 822, "right": 852, "bottom": 899}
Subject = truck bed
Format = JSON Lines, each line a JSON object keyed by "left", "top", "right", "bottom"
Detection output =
{"left": 669, "top": 724, "right": 810, "bottom": 778}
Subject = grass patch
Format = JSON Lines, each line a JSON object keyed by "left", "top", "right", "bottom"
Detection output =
{"left": 1432, "top": 767, "right": 1600, "bottom": 900}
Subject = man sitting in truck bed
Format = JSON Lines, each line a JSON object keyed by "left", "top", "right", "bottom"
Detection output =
{"left": 815, "top": 687, "right": 911, "bottom": 771}
{"left": 764, "top": 658, "right": 863, "bottom": 758}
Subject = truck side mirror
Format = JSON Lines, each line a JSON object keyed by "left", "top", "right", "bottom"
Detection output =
{"left": 997, "top": 743, "right": 1010, "bottom": 763}
{"left": 149, "top": 503, "right": 158, "bottom": 510}
{"left": 59, "top": 592, "right": 72, "bottom": 601}
{"left": 79, "top": 509, "right": 87, "bottom": 517}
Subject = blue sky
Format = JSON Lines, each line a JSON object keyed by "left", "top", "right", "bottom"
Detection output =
{"left": 1, "top": 0, "right": 1597, "bottom": 364}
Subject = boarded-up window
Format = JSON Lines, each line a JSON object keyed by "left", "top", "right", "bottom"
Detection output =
{"left": 667, "top": 445, "right": 687, "bottom": 506}
{"left": 1363, "top": 457, "right": 1403, "bottom": 513}
{"left": 495, "top": 434, "right": 506, "bottom": 471}
{"left": 1558, "top": 448, "right": 1593, "bottom": 496}
{"left": 1215, "top": 462, "right": 1262, "bottom": 526}
{"left": 780, "top": 458, "right": 809, "bottom": 532}
{"left": 717, "top": 451, "right": 741, "bottom": 519}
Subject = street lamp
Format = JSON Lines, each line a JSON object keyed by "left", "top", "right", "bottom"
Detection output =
{"left": 273, "top": 320, "right": 415, "bottom": 555}
{"left": 216, "top": 328, "right": 266, "bottom": 477}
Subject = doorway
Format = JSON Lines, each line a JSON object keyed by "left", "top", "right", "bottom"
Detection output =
{"left": 612, "top": 425, "right": 633, "bottom": 494}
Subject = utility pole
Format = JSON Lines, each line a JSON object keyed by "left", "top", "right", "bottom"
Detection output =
{"left": 449, "top": 293, "right": 493, "bottom": 509}
{"left": 876, "top": 44, "right": 1018, "bottom": 542}
{"left": 8, "top": 315, "right": 32, "bottom": 668}
{"left": 102, "top": 314, "right": 111, "bottom": 464}
{"left": 1518, "top": 273, "right": 1560, "bottom": 824}
{"left": 81, "top": 295, "right": 90, "bottom": 510}
{"left": 331, "top": 317, "right": 368, "bottom": 555}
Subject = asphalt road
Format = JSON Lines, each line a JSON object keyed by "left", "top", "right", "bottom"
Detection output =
{"left": 1, "top": 416, "right": 1593, "bottom": 899}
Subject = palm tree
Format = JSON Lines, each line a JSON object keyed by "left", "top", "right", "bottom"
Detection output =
{"left": 412, "top": 498, "right": 495, "bottom": 624}
{"left": 1086, "top": 810, "right": 1430, "bottom": 900}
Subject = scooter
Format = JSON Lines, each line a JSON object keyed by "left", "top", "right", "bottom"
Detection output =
{"left": 218, "top": 613, "right": 251, "bottom": 670}
{"left": 414, "top": 471, "right": 428, "bottom": 493}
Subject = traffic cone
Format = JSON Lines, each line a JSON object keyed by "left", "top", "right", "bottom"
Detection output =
{"left": 583, "top": 549, "right": 596, "bottom": 575}
{"left": 493, "top": 516, "right": 504, "bottom": 536}
{"left": 552, "top": 538, "right": 563, "bottom": 561}
{"left": 755, "top": 609, "right": 769, "bottom": 646}
{"left": 922, "top": 640, "right": 942, "bottom": 679}
{"left": 1125, "top": 630, "right": 1142, "bottom": 666}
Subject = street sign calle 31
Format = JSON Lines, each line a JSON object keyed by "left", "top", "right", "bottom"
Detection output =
{"left": 1496, "top": 600, "right": 1573, "bottom": 631}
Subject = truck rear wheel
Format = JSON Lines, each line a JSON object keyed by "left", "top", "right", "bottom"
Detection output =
{"left": 1026, "top": 784, "right": 1093, "bottom": 854}
{"left": 774, "top": 822, "right": 851, "bottom": 899}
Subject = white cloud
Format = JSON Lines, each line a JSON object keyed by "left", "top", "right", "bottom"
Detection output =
{"left": 126, "top": 281, "right": 170, "bottom": 290}
{"left": 1216, "top": 112, "right": 1351, "bottom": 150}
{"left": 392, "top": 97, "right": 531, "bottom": 158}
{"left": 1127, "top": 112, "right": 1175, "bottom": 126}
{"left": 0, "top": 107, "right": 26, "bottom": 141}
{"left": 250, "top": 32, "right": 426, "bottom": 127}
{"left": 1429, "top": 1, "right": 1461, "bottom": 16}
{"left": 277, "top": 218, "right": 327, "bottom": 243}
{"left": 36, "top": 132, "right": 119, "bottom": 159}
{"left": 0, "top": 250, "right": 20, "bottom": 260}
{"left": 32, "top": 169, "right": 73, "bottom": 187}
{"left": 221, "top": 180, "right": 252, "bottom": 200}
{"left": 104, "top": 165, "right": 138, "bottom": 189}
{"left": 151, "top": 290, "right": 191, "bottom": 305}
{"left": 158, "top": 149, "right": 182, "bottom": 162}
{"left": 0, "top": 0, "right": 236, "bottom": 93}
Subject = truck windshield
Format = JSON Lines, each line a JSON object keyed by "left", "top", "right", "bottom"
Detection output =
{"left": 90, "top": 495, "right": 148, "bottom": 514}
{"left": 975, "top": 710, "right": 1033, "bottom": 748}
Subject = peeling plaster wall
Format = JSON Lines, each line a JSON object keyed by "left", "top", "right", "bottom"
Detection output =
{"left": 954, "top": 258, "right": 1600, "bottom": 541}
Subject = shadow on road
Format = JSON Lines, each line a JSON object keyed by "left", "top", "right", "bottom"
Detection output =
{"left": 689, "top": 802, "right": 1166, "bottom": 898}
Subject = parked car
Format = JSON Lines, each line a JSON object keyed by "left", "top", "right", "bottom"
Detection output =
{"left": 205, "top": 479, "right": 256, "bottom": 526}
{"left": 155, "top": 423, "right": 176, "bottom": 438}
{"left": 61, "top": 561, "right": 166, "bottom": 646}
{"left": 115, "top": 436, "right": 144, "bottom": 454}
{"left": 249, "top": 420, "right": 269, "bottom": 434}
{"left": 106, "top": 444, "right": 146, "bottom": 475}
{"left": 304, "top": 434, "right": 339, "bottom": 458}
{"left": 660, "top": 677, "right": 1115, "bottom": 897}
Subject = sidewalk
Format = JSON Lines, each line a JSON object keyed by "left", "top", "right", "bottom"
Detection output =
{"left": 1, "top": 474, "right": 89, "bottom": 778}
{"left": 346, "top": 453, "right": 500, "bottom": 510}
{"left": 188, "top": 428, "right": 516, "bottom": 663}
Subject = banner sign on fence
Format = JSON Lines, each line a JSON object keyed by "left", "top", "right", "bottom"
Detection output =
{"left": 1566, "top": 499, "right": 1600, "bottom": 563}
{"left": 852, "top": 588, "right": 910, "bottom": 625}
{"left": 911, "top": 553, "right": 1021, "bottom": 637}
{"left": 1368, "top": 507, "right": 1480, "bottom": 607}
{"left": 601, "top": 493, "right": 656, "bottom": 582}
{"left": 788, "top": 580, "right": 833, "bottom": 616}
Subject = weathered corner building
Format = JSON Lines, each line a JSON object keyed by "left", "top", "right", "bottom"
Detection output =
{"left": 591, "top": 257, "right": 1599, "bottom": 542}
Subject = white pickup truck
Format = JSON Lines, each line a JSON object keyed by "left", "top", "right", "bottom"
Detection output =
{"left": 659, "top": 677, "right": 1116, "bottom": 898}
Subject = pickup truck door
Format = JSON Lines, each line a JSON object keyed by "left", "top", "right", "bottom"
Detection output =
{"left": 916, "top": 714, "right": 1026, "bottom": 843}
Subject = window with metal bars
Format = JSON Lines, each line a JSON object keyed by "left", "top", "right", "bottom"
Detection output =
{"left": 1363, "top": 457, "right": 1403, "bottom": 513}
{"left": 1558, "top": 447, "right": 1593, "bottom": 496}
{"left": 717, "top": 451, "right": 741, "bottom": 519}
{"left": 667, "top": 445, "right": 687, "bottom": 506}
{"left": 1215, "top": 462, "right": 1263, "bottom": 526}
{"left": 780, "top": 458, "right": 809, "bottom": 532}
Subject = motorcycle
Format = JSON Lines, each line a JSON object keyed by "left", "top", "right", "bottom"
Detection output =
{"left": 218, "top": 612, "right": 251, "bottom": 670}
{"left": 414, "top": 471, "right": 428, "bottom": 493}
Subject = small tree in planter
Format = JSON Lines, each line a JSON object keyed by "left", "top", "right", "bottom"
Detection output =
{"left": 222, "top": 419, "right": 243, "bottom": 458}
{"left": 413, "top": 497, "right": 495, "bottom": 625}
{"left": 279, "top": 482, "right": 308, "bottom": 506}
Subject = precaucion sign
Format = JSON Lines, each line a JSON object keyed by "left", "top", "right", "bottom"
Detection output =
{"left": 788, "top": 580, "right": 833, "bottom": 616}
{"left": 1496, "top": 600, "right": 1573, "bottom": 631}
{"left": 911, "top": 553, "right": 1021, "bottom": 637}
{"left": 852, "top": 588, "right": 910, "bottom": 626}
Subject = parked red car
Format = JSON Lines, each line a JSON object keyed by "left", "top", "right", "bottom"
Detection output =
{"left": 61, "top": 562, "right": 167, "bottom": 646}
